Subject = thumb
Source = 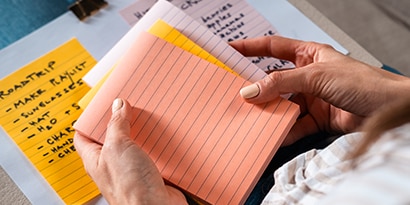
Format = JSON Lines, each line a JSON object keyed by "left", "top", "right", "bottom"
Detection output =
{"left": 240, "top": 68, "right": 308, "bottom": 104}
{"left": 104, "top": 98, "right": 133, "bottom": 146}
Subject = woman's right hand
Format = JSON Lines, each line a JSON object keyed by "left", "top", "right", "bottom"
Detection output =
{"left": 230, "top": 36, "right": 410, "bottom": 145}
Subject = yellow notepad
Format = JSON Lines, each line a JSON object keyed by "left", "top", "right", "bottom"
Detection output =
{"left": 0, "top": 39, "right": 99, "bottom": 204}
{"left": 148, "top": 19, "right": 237, "bottom": 75}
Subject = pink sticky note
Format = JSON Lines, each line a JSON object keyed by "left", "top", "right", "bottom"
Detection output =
{"left": 74, "top": 32, "right": 299, "bottom": 204}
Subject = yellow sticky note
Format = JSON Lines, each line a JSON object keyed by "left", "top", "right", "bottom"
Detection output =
{"left": 78, "top": 67, "right": 113, "bottom": 108}
{"left": 0, "top": 38, "right": 100, "bottom": 204}
{"left": 148, "top": 19, "right": 237, "bottom": 75}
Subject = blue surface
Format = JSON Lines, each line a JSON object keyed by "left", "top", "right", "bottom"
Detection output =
{"left": 382, "top": 64, "right": 403, "bottom": 75}
{"left": 0, "top": 0, "right": 70, "bottom": 49}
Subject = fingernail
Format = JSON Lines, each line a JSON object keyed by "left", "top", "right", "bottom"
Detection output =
{"left": 112, "top": 98, "right": 123, "bottom": 113}
{"left": 240, "top": 84, "right": 260, "bottom": 99}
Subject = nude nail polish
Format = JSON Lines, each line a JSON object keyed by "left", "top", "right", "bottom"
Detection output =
{"left": 240, "top": 84, "right": 260, "bottom": 99}
{"left": 112, "top": 98, "right": 123, "bottom": 113}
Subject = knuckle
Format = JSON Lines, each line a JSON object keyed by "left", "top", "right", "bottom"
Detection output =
{"left": 266, "top": 71, "right": 282, "bottom": 88}
{"left": 309, "top": 68, "right": 336, "bottom": 98}
{"left": 302, "top": 65, "right": 326, "bottom": 94}
{"left": 305, "top": 41, "right": 334, "bottom": 51}
{"left": 317, "top": 42, "right": 334, "bottom": 50}
{"left": 107, "top": 112, "right": 129, "bottom": 130}
{"left": 110, "top": 112, "right": 122, "bottom": 124}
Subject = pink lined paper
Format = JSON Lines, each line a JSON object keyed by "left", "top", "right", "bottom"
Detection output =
{"left": 74, "top": 32, "right": 299, "bottom": 204}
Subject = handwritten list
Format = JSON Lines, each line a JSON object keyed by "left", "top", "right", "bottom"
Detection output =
{"left": 0, "top": 39, "right": 99, "bottom": 204}
{"left": 119, "top": 0, "right": 294, "bottom": 72}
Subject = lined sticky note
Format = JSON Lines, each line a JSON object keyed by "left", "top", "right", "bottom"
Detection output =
{"left": 0, "top": 39, "right": 100, "bottom": 204}
{"left": 78, "top": 66, "right": 114, "bottom": 108}
{"left": 119, "top": 0, "right": 292, "bottom": 72}
{"left": 83, "top": 0, "right": 267, "bottom": 87}
{"left": 74, "top": 32, "right": 299, "bottom": 204}
{"left": 79, "top": 19, "right": 237, "bottom": 109}
{"left": 148, "top": 19, "right": 237, "bottom": 75}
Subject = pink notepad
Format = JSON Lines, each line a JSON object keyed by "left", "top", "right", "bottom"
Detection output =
{"left": 74, "top": 32, "right": 299, "bottom": 204}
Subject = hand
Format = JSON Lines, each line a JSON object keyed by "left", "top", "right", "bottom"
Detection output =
{"left": 74, "top": 98, "right": 187, "bottom": 205}
{"left": 230, "top": 36, "right": 410, "bottom": 145}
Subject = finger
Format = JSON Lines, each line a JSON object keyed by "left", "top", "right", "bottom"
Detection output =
{"left": 74, "top": 132, "right": 101, "bottom": 171}
{"left": 288, "top": 93, "right": 309, "bottom": 116}
{"left": 229, "top": 36, "right": 304, "bottom": 62}
{"left": 282, "top": 114, "right": 320, "bottom": 146}
{"left": 240, "top": 67, "right": 311, "bottom": 104}
{"left": 104, "top": 98, "right": 133, "bottom": 150}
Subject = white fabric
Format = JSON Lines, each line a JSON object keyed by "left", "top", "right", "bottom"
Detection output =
{"left": 262, "top": 123, "right": 410, "bottom": 205}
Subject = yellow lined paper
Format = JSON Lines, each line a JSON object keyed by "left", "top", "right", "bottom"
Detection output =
{"left": 148, "top": 19, "right": 237, "bottom": 75}
{"left": 0, "top": 38, "right": 99, "bottom": 204}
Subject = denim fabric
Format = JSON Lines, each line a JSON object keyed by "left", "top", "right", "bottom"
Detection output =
{"left": 0, "top": 0, "right": 69, "bottom": 49}
{"left": 382, "top": 64, "right": 403, "bottom": 75}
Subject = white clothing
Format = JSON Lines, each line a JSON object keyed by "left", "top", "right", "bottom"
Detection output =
{"left": 262, "top": 123, "right": 410, "bottom": 205}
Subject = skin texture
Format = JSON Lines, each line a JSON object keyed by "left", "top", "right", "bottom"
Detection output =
{"left": 74, "top": 99, "right": 188, "bottom": 205}
{"left": 74, "top": 36, "right": 410, "bottom": 203}
{"left": 230, "top": 36, "right": 410, "bottom": 145}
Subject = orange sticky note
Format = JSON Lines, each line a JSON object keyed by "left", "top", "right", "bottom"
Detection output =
{"left": 74, "top": 32, "right": 299, "bottom": 204}
{"left": 0, "top": 39, "right": 100, "bottom": 204}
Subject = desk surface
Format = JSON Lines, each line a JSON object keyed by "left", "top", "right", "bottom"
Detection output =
{"left": 289, "top": 0, "right": 381, "bottom": 67}
{"left": 0, "top": 0, "right": 381, "bottom": 204}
